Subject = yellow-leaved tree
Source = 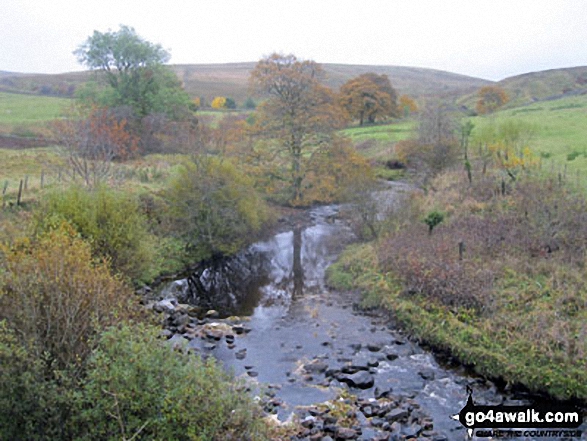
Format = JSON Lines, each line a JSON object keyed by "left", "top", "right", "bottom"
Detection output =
{"left": 211, "top": 96, "right": 227, "bottom": 109}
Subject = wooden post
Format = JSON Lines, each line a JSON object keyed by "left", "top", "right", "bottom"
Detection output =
{"left": 2, "top": 180, "right": 7, "bottom": 209}
{"left": 458, "top": 241, "right": 465, "bottom": 261}
{"left": 501, "top": 179, "right": 506, "bottom": 196}
{"left": 24, "top": 175, "right": 28, "bottom": 191}
{"left": 17, "top": 179, "right": 23, "bottom": 206}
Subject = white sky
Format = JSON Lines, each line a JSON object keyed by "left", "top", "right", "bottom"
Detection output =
{"left": 1, "top": 0, "right": 585, "bottom": 81}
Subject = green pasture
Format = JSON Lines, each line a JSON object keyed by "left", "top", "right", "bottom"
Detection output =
{"left": 0, "top": 92, "right": 70, "bottom": 135}
{"left": 469, "top": 94, "right": 587, "bottom": 180}
{"left": 340, "top": 120, "right": 415, "bottom": 159}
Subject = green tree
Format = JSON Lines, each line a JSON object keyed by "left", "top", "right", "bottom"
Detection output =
{"left": 244, "top": 97, "right": 257, "bottom": 109}
{"left": 225, "top": 97, "right": 237, "bottom": 109}
{"left": 75, "top": 25, "right": 191, "bottom": 119}
{"left": 166, "top": 157, "right": 270, "bottom": 261}
{"left": 249, "top": 53, "right": 347, "bottom": 204}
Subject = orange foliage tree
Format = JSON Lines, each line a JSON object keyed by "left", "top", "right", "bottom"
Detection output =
{"left": 339, "top": 73, "right": 399, "bottom": 125}
{"left": 52, "top": 106, "right": 139, "bottom": 187}
{"left": 249, "top": 53, "right": 348, "bottom": 204}
{"left": 476, "top": 85, "right": 509, "bottom": 114}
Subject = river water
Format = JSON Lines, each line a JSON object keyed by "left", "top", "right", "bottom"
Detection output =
{"left": 158, "top": 184, "right": 585, "bottom": 440}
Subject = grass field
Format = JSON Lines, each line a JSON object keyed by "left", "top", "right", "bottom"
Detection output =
{"left": 0, "top": 92, "right": 70, "bottom": 136}
{"left": 341, "top": 120, "right": 415, "bottom": 159}
{"left": 469, "top": 94, "right": 587, "bottom": 182}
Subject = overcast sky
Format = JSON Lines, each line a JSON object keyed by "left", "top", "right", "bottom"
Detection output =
{"left": 1, "top": 0, "right": 585, "bottom": 81}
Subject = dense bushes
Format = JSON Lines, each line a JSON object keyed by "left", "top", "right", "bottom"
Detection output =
{"left": 0, "top": 321, "right": 268, "bottom": 440}
{"left": 166, "top": 157, "right": 271, "bottom": 261}
{"left": 34, "top": 185, "right": 156, "bottom": 283}
{"left": 0, "top": 204, "right": 270, "bottom": 439}
{"left": 76, "top": 324, "right": 267, "bottom": 441}
{"left": 0, "top": 225, "right": 135, "bottom": 371}
{"left": 333, "top": 170, "right": 587, "bottom": 400}
{"left": 0, "top": 226, "right": 137, "bottom": 439}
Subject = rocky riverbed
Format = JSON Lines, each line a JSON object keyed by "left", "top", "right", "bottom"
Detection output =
{"left": 144, "top": 193, "right": 586, "bottom": 441}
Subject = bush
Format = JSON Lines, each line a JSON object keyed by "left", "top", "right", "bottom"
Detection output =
{"left": 0, "top": 225, "right": 135, "bottom": 371}
{"left": 166, "top": 157, "right": 271, "bottom": 261}
{"left": 34, "top": 185, "right": 156, "bottom": 283}
{"left": 75, "top": 323, "right": 267, "bottom": 440}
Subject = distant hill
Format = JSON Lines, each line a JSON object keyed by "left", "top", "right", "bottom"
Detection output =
{"left": 458, "top": 66, "right": 587, "bottom": 111}
{"left": 171, "top": 62, "right": 492, "bottom": 104}
{"left": 0, "top": 62, "right": 490, "bottom": 105}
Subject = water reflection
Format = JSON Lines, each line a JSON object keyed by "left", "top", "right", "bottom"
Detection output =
{"left": 179, "top": 206, "right": 352, "bottom": 318}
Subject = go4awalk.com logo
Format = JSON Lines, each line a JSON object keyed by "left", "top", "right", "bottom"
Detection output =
{"left": 452, "top": 391, "right": 584, "bottom": 438}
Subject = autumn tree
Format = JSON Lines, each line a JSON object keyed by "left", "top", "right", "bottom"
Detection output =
{"left": 75, "top": 25, "right": 191, "bottom": 119}
{"left": 249, "top": 53, "right": 347, "bottom": 204}
{"left": 211, "top": 96, "right": 227, "bottom": 109}
{"left": 339, "top": 73, "right": 399, "bottom": 125}
{"left": 399, "top": 94, "right": 418, "bottom": 117}
{"left": 476, "top": 85, "right": 509, "bottom": 114}
{"left": 52, "top": 106, "right": 139, "bottom": 187}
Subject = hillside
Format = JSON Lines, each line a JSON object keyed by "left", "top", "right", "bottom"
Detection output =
{"left": 458, "top": 65, "right": 587, "bottom": 111}
{"left": 0, "top": 62, "right": 491, "bottom": 105}
{"left": 172, "top": 62, "right": 491, "bottom": 104}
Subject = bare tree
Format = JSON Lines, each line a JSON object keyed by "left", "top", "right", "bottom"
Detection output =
{"left": 52, "top": 107, "right": 138, "bottom": 187}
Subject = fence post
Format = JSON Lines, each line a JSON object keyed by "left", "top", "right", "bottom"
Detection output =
{"left": 2, "top": 181, "right": 7, "bottom": 209}
{"left": 458, "top": 241, "right": 465, "bottom": 261}
{"left": 24, "top": 175, "right": 29, "bottom": 191}
{"left": 17, "top": 179, "right": 23, "bottom": 206}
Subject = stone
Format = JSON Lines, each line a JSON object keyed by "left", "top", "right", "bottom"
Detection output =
{"left": 232, "top": 324, "right": 245, "bottom": 334}
{"left": 304, "top": 359, "right": 329, "bottom": 374}
{"left": 386, "top": 408, "right": 409, "bottom": 423}
{"left": 338, "top": 371, "right": 374, "bottom": 390}
{"left": 367, "top": 343, "right": 383, "bottom": 352}
{"left": 159, "top": 329, "right": 173, "bottom": 339}
{"left": 402, "top": 424, "right": 422, "bottom": 438}
{"left": 336, "top": 427, "right": 358, "bottom": 439}
{"left": 205, "top": 309, "right": 219, "bottom": 318}
{"left": 384, "top": 350, "right": 399, "bottom": 361}
{"left": 367, "top": 359, "right": 380, "bottom": 368}
{"left": 301, "top": 416, "right": 316, "bottom": 428}
{"left": 361, "top": 406, "right": 373, "bottom": 418}
{"left": 235, "top": 349, "right": 247, "bottom": 360}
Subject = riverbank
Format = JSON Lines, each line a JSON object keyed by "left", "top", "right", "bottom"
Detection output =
{"left": 326, "top": 170, "right": 587, "bottom": 404}
{"left": 149, "top": 202, "right": 558, "bottom": 440}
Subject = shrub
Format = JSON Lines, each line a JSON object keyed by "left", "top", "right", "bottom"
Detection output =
{"left": 166, "top": 156, "right": 270, "bottom": 261}
{"left": 0, "top": 225, "right": 135, "bottom": 371}
{"left": 34, "top": 185, "right": 156, "bottom": 283}
{"left": 0, "top": 321, "right": 76, "bottom": 440}
{"left": 75, "top": 323, "right": 267, "bottom": 440}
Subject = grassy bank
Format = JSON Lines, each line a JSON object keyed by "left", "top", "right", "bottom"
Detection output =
{"left": 469, "top": 94, "right": 587, "bottom": 184}
{"left": 328, "top": 171, "right": 587, "bottom": 401}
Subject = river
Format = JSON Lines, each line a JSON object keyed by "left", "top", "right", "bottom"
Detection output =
{"left": 156, "top": 183, "right": 585, "bottom": 441}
